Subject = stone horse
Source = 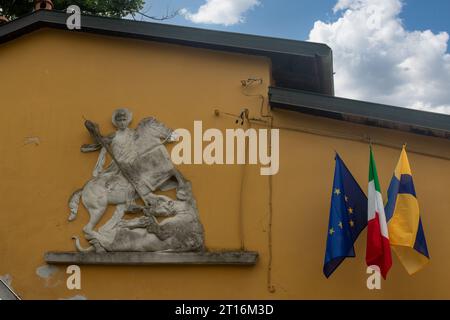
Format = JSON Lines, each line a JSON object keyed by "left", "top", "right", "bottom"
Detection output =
{"left": 67, "top": 116, "right": 185, "bottom": 240}
{"left": 73, "top": 182, "right": 205, "bottom": 253}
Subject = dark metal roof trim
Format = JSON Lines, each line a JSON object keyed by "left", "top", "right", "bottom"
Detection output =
{"left": 269, "top": 86, "right": 450, "bottom": 139}
{"left": 0, "top": 10, "right": 334, "bottom": 95}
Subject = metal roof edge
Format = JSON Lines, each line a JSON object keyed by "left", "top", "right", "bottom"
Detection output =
{"left": 269, "top": 86, "right": 450, "bottom": 139}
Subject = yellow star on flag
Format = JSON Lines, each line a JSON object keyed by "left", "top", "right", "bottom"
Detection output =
{"left": 329, "top": 228, "right": 335, "bottom": 235}
{"left": 338, "top": 222, "right": 343, "bottom": 229}
{"left": 348, "top": 207, "right": 354, "bottom": 214}
{"left": 334, "top": 188, "right": 341, "bottom": 196}
{"left": 349, "top": 220, "right": 355, "bottom": 228}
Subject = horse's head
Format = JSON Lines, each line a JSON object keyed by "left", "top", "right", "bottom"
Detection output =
{"left": 136, "top": 117, "right": 176, "bottom": 143}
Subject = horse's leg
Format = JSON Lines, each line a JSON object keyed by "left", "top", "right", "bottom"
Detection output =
{"left": 172, "top": 168, "right": 192, "bottom": 200}
{"left": 81, "top": 182, "right": 108, "bottom": 238}
{"left": 99, "top": 203, "right": 127, "bottom": 233}
{"left": 172, "top": 168, "right": 186, "bottom": 186}
{"left": 98, "top": 180, "right": 138, "bottom": 233}
{"left": 82, "top": 206, "right": 107, "bottom": 239}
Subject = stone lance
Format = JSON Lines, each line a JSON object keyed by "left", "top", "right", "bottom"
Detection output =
{"left": 84, "top": 120, "right": 155, "bottom": 214}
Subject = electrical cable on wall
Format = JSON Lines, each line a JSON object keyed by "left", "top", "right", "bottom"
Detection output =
{"left": 214, "top": 77, "right": 277, "bottom": 294}
{"left": 241, "top": 77, "right": 276, "bottom": 293}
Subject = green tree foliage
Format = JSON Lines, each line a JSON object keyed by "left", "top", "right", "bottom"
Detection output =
{"left": 0, "top": 0, "right": 145, "bottom": 20}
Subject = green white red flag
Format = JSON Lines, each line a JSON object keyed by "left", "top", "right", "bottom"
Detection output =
{"left": 366, "top": 147, "right": 392, "bottom": 279}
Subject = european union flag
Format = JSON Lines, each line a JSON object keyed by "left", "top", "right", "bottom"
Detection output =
{"left": 323, "top": 153, "right": 368, "bottom": 278}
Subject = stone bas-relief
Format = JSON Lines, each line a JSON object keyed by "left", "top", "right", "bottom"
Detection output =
{"left": 68, "top": 108, "right": 205, "bottom": 253}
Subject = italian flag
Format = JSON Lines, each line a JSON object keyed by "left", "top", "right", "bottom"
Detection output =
{"left": 366, "top": 147, "right": 392, "bottom": 279}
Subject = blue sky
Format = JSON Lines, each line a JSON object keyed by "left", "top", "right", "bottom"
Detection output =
{"left": 143, "top": 0, "right": 450, "bottom": 41}
{"left": 137, "top": 1, "right": 450, "bottom": 113}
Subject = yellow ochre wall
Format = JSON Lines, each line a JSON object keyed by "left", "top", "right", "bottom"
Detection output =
{"left": 0, "top": 28, "right": 449, "bottom": 299}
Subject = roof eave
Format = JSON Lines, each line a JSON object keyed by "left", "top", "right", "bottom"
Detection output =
{"left": 269, "top": 86, "right": 450, "bottom": 139}
{"left": 0, "top": 10, "right": 334, "bottom": 95}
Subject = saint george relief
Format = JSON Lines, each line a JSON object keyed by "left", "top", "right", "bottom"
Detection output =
{"left": 68, "top": 108, "right": 205, "bottom": 253}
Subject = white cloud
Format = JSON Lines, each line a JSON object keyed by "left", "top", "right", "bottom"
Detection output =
{"left": 181, "top": 0, "right": 260, "bottom": 26}
{"left": 309, "top": 0, "right": 450, "bottom": 114}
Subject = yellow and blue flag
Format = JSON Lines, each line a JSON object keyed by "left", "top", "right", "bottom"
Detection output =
{"left": 324, "top": 153, "right": 368, "bottom": 278}
{"left": 385, "top": 146, "right": 430, "bottom": 275}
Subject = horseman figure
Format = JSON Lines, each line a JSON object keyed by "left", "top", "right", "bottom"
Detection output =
{"left": 68, "top": 108, "right": 203, "bottom": 252}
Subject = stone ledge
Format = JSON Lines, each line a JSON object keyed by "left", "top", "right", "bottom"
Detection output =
{"left": 44, "top": 251, "right": 258, "bottom": 266}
